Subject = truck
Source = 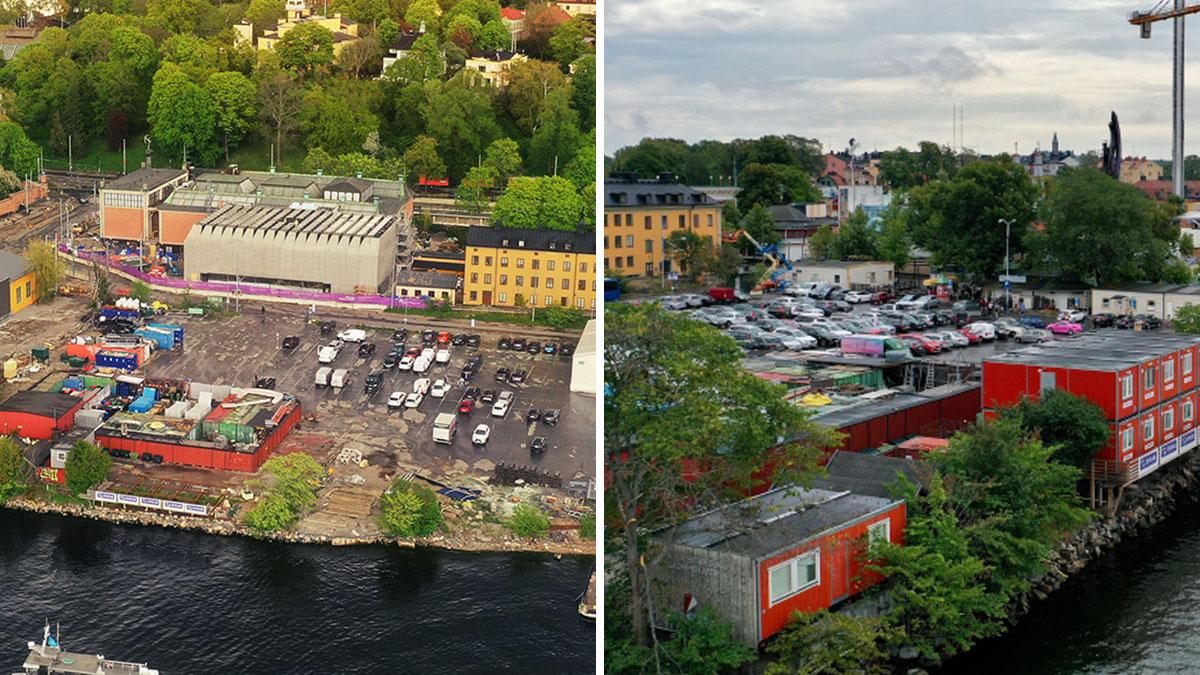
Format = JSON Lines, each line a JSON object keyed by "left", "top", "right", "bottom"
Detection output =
{"left": 314, "top": 367, "right": 332, "bottom": 387}
{"left": 331, "top": 368, "right": 351, "bottom": 390}
{"left": 707, "top": 287, "right": 736, "bottom": 303}
{"left": 840, "top": 334, "right": 911, "bottom": 361}
{"left": 433, "top": 412, "right": 458, "bottom": 444}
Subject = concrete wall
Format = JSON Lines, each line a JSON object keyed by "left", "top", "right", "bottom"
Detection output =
{"left": 183, "top": 218, "right": 397, "bottom": 294}
{"left": 1091, "top": 289, "right": 1200, "bottom": 320}
{"left": 159, "top": 209, "right": 209, "bottom": 246}
{"left": 791, "top": 262, "right": 894, "bottom": 289}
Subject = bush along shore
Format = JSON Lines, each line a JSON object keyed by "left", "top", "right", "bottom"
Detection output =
{"left": 1, "top": 496, "right": 593, "bottom": 556}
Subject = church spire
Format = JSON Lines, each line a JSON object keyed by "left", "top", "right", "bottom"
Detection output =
{"left": 1052, "top": 132, "right": 1059, "bottom": 155}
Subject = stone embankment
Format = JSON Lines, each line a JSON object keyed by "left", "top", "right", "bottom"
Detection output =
{"left": 1012, "top": 451, "right": 1200, "bottom": 616}
{"left": 2, "top": 497, "right": 592, "bottom": 556}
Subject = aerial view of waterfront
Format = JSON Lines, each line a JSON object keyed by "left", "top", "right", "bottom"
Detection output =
{"left": 0, "top": 512, "right": 595, "bottom": 673}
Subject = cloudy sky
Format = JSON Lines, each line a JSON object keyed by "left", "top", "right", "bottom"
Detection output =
{"left": 605, "top": 0, "right": 1188, "bottom": 160}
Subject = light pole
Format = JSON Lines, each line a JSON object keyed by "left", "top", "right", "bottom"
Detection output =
{"left": 999, "top": 218, "right": 1013, "bottom": 314}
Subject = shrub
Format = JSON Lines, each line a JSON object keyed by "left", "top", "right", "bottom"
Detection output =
{"left": 578, "top": 513, "right": 595, "bottom": 540}
{"left": 0, "top": 436, "right": 25, "bottom": 503}
{"left": 507, "top": 504, "right": 549, "bottom": 538}
{"left": 379, "top": 478, "right": 443, "bottom": 537}
{"left": 64, "top": 441, "right": 112, "bottom": 495}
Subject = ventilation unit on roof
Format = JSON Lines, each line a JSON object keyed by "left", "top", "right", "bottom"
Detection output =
{"left": 518, "top": 240, "right": 525, "bottom": 247}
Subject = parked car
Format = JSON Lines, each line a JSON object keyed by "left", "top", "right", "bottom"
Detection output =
{"left": 451, "top": 333, "right": 466, "bottom": 346}
{"left": 364, "top": 370, "right": 384, "bottom": 396}
{"left": 387, "top": 391, "right": 405, "bottom": 408}
{"left": 472, "top": 424, "right": 491, "bottom": 445}
{"left": 1091, "top": 313, "right": 1116, "bottom": 328}
{"left": 530, "top": 436, "right": 548, "bottom": 454}
{"left": 899, "top": 333, "right": 942, "bottom": 353}
{"left": 492, "top": 391, "right": 514, "bottom": 417}
{"left": 511, "top": 338, "right": 527, "bottom": 351}
{"left": 319, "top": 320, "right": 336, "bottom": 335}
{"left": 958, "top": 327, "right": 983, "bottom": 345}
{"left": 382, "top": 353, "right": 400, "bottom": 369}
{"left": 526, "top": 408, "right": 541, "bottom": 423}
{"left": 466, "top": 334, "right": 481, "bottom": 347}
{"left": 412, "top": 378, "right": 432, "bottom": 395}
{"left": 398, "top": 354, "right": 415, "bottom": 370}
{"left": 498, "top": 336, "right": 512, "bottom": 350}
{"left": 495, "top": 367, "right": 510, "bottom": 382}
{"left": 542, "top": 409, "right": 560, "bottom": 426}
{"left": 1017, "top": 328, "right": 1053, "bottom": 343}
{"left": 480, "top": 389, "right": 497, "bottom": 404}
{"left": 898, "top": 335, "right": 927, "bottom": 356}
{"left": 870, "top": 291, "right": 894, "bottom": 305}
{"left": 844, "top": 290, "right": 872, "bottom": 303}
{"left": 437, "top": 331, "right": 452, "bottom": 345}
{"left": 431, "top": 379, "right": 450, "bottom": 398}
{"left": 560, "top": 343, "right": 575, "bottom": 357}
{"left": 357, "top": 342, "right": 376, "bottom": 358}
{"left": 421, "top": 330, "right": 436, "bottom": 345}
{"left": 1135, "top": 314, "right": 1163, "bottom": 330}
{"left": 1059, "top": 309, "right": 1088, "bottom": 322}
{"left": 544, "top": 342, "right": 558, "bottom": 355}
{"left": 391, "top": 328, "right": 408, "bottom": 342}
{"left": 964, "top": 322, "right": 997, "bottom": 341}
{"left": 509, "top": 369, "right": 528, "bottom": 384}
{"left": 338, "top": 328, "right": 367, "bottom": 343}
{"left": 458, "top": 398, "right": 475, "bottom": 414}
{"left": 527, "top": 341, "right": 541, "bottom": 354}
{"left": 1017, "top": 316, "right": 1047, "bottom": 329}
{"left": 1047, "top": 320, "right": 1084, "bottom": 335}
{"left": 281, "top": 336, "right": 300, "bottom": 350}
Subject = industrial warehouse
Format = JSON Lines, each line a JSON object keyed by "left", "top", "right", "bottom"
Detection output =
{"left": 183, "top": 204, "right": 400, "bottom": 294}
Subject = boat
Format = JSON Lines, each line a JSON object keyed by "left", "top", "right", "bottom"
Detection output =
{"left": 578, "top": 569, "right": 597, "bottom": 620}
{"left": 13, "top": 622, "right": 158, "bottom": 675}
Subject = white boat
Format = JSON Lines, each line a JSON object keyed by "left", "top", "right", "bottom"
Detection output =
{"left": 14, "top": 622, "right": 158, "bottom": 675}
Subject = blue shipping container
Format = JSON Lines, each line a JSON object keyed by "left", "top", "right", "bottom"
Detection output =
{"left": 147, "top": 323, "right": 184, "bottom": 344}
{"left": 95, "top": 352, "right": 137, "bottom": 371}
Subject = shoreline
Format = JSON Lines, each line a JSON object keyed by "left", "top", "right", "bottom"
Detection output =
{"left": 2, "top": 497, "right": 595, "bottom": 558}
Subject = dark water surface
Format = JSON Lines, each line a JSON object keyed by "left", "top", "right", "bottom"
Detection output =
{"left": 945, "top": 493, "right": 1200, "bottom": 674}
{"left": 0, "top": 511, "right": 594, "bottom": 674}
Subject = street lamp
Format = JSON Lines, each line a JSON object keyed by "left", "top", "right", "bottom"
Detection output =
{"left": 998, "top": 218, "right": 1014, "bottom": 314}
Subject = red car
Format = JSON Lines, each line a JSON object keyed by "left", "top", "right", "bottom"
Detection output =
{"left": 958, "top": 327, "right": 983, "bottom": 345}
{"left": 458, "top": 398, "right": 475, "bottom": 414}
{"left": 870, "top": 291, "right": 894, "bottom": 305}
{"left": 437, "top": 331, "right": 452, "bottom": 345}
{"left": 899, "top": 333, "right": 942, "bottom": 353}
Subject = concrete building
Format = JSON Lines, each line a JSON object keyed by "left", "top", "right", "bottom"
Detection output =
{"left": 257, "top": 0, "right": 362, "bottom": 57}
{"left": 183, "top": 204, "right": 398, "bottom": 295}
{"left": 395, "top": 270, "right": 459, "bottom": 303}
{"left": 464, "top": 227, "right": 596, "bottom": 310}
{"left": 652, "top": 485, "right": 905, "bottom": 646}
{"left": 0, "top": 250, "right": 35, "bottom": 319}
{"left": 791, "top": 260, "right": 894, "bottom": 290}
{"left": 604, "top": 174, "right": 722, "bottom": 277}
{"left": 464, "top": 50, "right": 528, "bottom": 87}
{"left": 570, "top": 319, "right": 597, "bottom": 395}
{"left": 99, "top": 167, "right": 190, "bottom": 242}
{"left": 1091, "top": 284, "right": 1200, "bottom": 320}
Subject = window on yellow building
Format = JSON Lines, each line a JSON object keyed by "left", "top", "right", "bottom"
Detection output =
{"left": 471, "top": 255, "right": 479, "bottom": 265}
{"left": 627, "top": 255, "right": 634, "bottom": 267}
{"left": 614, "top": 237, "right": 622, "bottom": 249}
{"left": 516, "top": 276, "right": 524, "bottom": 287}
{"left": 644, "top": 240, "right": 653, "bottom": 253}
{"left": 661, "top": 215, "right": 667, "bottom": 229}
{"left": 580, "top": 262, "right": 587, "bottom": 273}
{"left": 678, "top": 214, "right": 685, "bottom": 228}
{"left": 563, "top": 261, "right": 571, "bottom": 271}
{"left": 545, "top": 294, "right": 553, "bottom": 305}
{"left": 561, "top": 277, "right": 568, "bottom": 289}
{"left": 531, "top": 277, "right": 539, "bottom": 288}
{"left": 547, "top": 278, "right": 555, "bottom": 289}
{"left": 485, "top": 256, "right": 493, "bottom": 266}
{"left": 576, "top": 297, "right": 584, "bottom": 308}
{"left": 644, "top": 216, "right": 651, "bottom": 230}
{"left": 532, "top": 259, "right": 539, "bottom": 270}
{"left": 470, "top": 273, "right": 478, "bottom": 283}
{"left": 577, "top": 280, "right": 586, "bottom": 291}
{"left": 484, "top": 273, "right": 492, "bottom": 284}
{"left": 548, "top": 260, "right": 556, "bottom": 271}
{"left": 499, "top": 274, "right": 508, "bottom": 284}
{"left": 561, "top": 296, "right": 568, "bottom": 306}
{"left": 470, "top": 291, "right": 477, "bottom": 301}
{"left": 516, "top": 258, "right": 524, "bottom": 268}
{"left": 501, "top": 257, "right": 509, "bottom": 267}
{"left": 693, "top": 214, "right": 698, "bottom": 227}
{"left": 707, "top": 214, "right": 714, "bottom": 226}
{"left": 615, "top": 258, "right": 623, "bottom": 268}
{"left": 625, "top": 213, "right": 632, "bottom": 225}
{"left": 530, "top": 294, "right": 537, "bottom": 305}
{"left": 625, "top": 235, "right": 633, "bottom": 247}
{"left": 499, "top": 292, "right": 507, "bottom": 303}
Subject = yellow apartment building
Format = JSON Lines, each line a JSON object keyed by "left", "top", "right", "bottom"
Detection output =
{"left": 603, "top": 174, "right": 722, "bottom": 277}
{"left": 0, "top": 250, "right": 35, "bottom": 318}
{"left": 464, "top": 227, "right": 596, "bottom": 311}
{"left": 256, "top": 0, "right": 362, "bottom": 57}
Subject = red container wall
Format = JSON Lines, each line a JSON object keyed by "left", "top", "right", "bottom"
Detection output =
{"left": 1118, "top": 418, "right": 1138, "bottom": 464}
{"left": 756, "top": 503, "right": 906, "bottom": 643}
{"left": 0, "top": 406, "right": 79, "bottom": 440}
{"left": 1117, "top": 367, "right": 1138, "bottom": 420}
{"left": 982, "top": 362, "right": 1029, "bottom": 409}
{"left": 1063, "top": 369, "right": 1118, "bottom": 420}
{"left": 1182, "top": 346, "right": 1198, "bottom": 392}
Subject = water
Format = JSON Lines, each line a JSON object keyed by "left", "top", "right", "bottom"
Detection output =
{"left": 944, "top": 493, "right": 1200, "bottom": 674}
{"left": 0, "top": 511, "right": 595, "bottom": 674}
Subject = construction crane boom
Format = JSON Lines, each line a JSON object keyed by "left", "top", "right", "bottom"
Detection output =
{"left": 1129, "top": 2, "right": 1200, "bottom": 28}
{"left": 1132, "top": 1, "right": 1193, "bottom": 198}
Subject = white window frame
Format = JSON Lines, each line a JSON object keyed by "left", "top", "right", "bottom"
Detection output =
{"left": 767, "top": 550, "right": 820, "bottom": 606}
{"left": 1145, "top": 417, "right": 1155, "bottom": 443}
{"left": 868, "top": 520, "right": 890, "bottom": 545}
{"left": 1122, "top": 373, "right": 1134, "bottom": 400}
{"left": 1166, "top": 359, "right": 1176, "bottom": 383}
{"left": 1165, "top": 408, "right": 1175, "bottom": 432}
{"left": 1185, "top": 400, "right": 1194, "bottom": 422}
{"left": 1123, "top": 427, "right": 1135, "bottom": 451}
{"left": 1185, "top": 353, "right": 1194, "bottom": 376}
{"left": 1144, "top": 365, "right": 1156, "bottom": 391}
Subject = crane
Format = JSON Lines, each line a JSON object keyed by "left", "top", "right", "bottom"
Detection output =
{"left": 1131, "top": 1, "right": 1200, "bottom": 197}
{"left": 725, "top": 228, "right": 793, "bottom": 292}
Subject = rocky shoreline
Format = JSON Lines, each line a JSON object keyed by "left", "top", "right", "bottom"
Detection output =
{"left": 2, "top": 497, "right": 594, "bottom": 557}
{"left": 1010, "top": 450, "right": 1200, "bottom": 618}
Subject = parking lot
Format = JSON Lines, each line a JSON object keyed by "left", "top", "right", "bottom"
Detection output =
{"left": 142, "top": 309, "right": 595, "bottom": 484}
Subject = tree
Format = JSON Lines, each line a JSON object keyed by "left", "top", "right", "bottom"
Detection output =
{"left": 720, "top": 200, "right": 740, "bottom": 230}
{"left": 808, "top": 223, "right": 835, "bottom": 261}
{"left": 736, "top": 162, "right": 820, "bottom": 211}
{"left": 908, "top": 157, "right": 1038, "bottom": 282}
{"left": 653, "top": 606, "right": 756, "bottom": 675}
{"left": 508, "top": 503, "right": 550, "bottom": 538}
{"left": 527, "top": 84, "right": 581, "bottom": 176}
{"left": 1174, "top": 304, "right": 1200, "bottom": 333}
{"left": 706, "top": 244, "right": 743, "bottom": 286}
{"left": 610, "top": 137, "right": 691, "bottom": 179}
{"left": 379, "top": 478, "right": 443, "bottom": 537}
{"left": 482, "top": 137, "right": 522, "bottom": 183}
{"left": 606, "top": 302, "right": 836, "bottom": 650}
{"left": 578, "top": 513, "right": 595, "bottom": 540}
{"left": 335, "top": 0, "right": 389, "bottom": 24}
{"left": 491, "top": 176, "right": 584, "bottom": 231}
{"left": 563, "top": 130, "right": 594, "bottom": 191}
{"left": 478, "top": 19, "right": 509, "bottom": 51}
{"left": 420, "top": 74, "right": 500, "bottom": 179}
{"left": 1039, "top": 167, "right": 1182, "bottom": 286}
{"left": 455, "top": 164, "right": 494, "bottom": 213}
{"left": 24, "top": 240, "right": 62, "bottom": 303}
{"left": 245, "top": 0, "right": 285, "bottom": 34}
{"left": 831, "top": 207, "right": 878, "bottom": 260}
{"left": 337, "top": 34, "right": 381, "bottom": 79}
{"left": 148, "top": 63, "right": 219, "bottom": 165}
{"left": 206, "top": 71, "right": 257, "bottom": 161}
{"left": 244, "top": 492, "right": 295, "bottom": 531}
{"left": 549, "top": 17, "right": 592, "bottom": 67}
{"left": 64, "top": 441, "right": 112, "bottom": 495}
{"left": 502, "top": 59, "right": 568, "bottom": 134}
{"left": 276, "top": 23, "right": 335, "bottom": 75}
{"left": 666, "top": 230, "right": 713, "bottom": 281}
{"left": 876, "top": 203, "right": 912, "bottom": 268}
{"left": 766, "top": 610, "right": 893, "bottom": 675}
{"left": 160, "top": 34, "right": 219, "bottom": 82}
{"left": 404, "top": 0, "right": 441, "bottom": 29}
{"left": 243, "top": 452, "right": 324, "bottom": 531}
{"left": 0, "top": 436, "right": 24, "bottom": 503}
{"left": 130, "top": 280, "right": 151, "bottom": 303}
{"left": 1009, "top": 390, "right": 1112, "bottom": 470}
{"left": 301, "top": 81, "right": 379, "bottom": 155}
{"left": 933, "top": 417, "right": 1089, "bottom": 598}
{"left": 570, "top": 54, "right": 595, "bottom": 130}
{"left": 147, "top": 0, "right": 210, "bottom": 34}
{"left": 0, "top": 121, "right": 40, "bottom": 176}
{"left": 402, "top": 134, "right": 447, "bottom": 180}
{"left": 879, "top": 141, "right": 958, "bottom": 191}
{"left": 869, "top": 474, "right": 1007, "bottom": 663}
{"left": 258, "top": 71, "right": 304, "bottom": 165}
{"left": 739, "top": 202, "right": 779, "bottom": 247}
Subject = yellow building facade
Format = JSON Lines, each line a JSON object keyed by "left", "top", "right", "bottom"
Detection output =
{"left": 463, "top": 227, "right": 597, "bottom": 311}
{"left": 257, "top": 0, "right": 362, "bottom": 57}
{"left": 0, "top": 250, "right": 35, "bottom": 318}
{"left": 603, "top": 177, "right": 722, "bottom": 276}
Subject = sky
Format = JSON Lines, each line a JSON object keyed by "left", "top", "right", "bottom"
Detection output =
{"left": 604, "top": 0, "right": 1190, "bottom": 161}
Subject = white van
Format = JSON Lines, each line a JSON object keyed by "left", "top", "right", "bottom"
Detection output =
{"left": 433, "top": 413, "right": 458, "bottom": 444}
{"left": 330, "top": 368, "right": 351, "bottom": 389}
{"left": 314, "top": 367, "right": 332, "bottom": 387}
{"left": 337, "top": 328, "right": 367, "bottom": 343}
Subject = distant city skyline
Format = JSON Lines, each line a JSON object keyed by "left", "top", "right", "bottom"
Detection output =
{"left": 606, "top": 0, "right": 1185, "bottom": 160}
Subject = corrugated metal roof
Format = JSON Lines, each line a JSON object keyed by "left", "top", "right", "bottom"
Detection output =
{"left": 197, "top": 204, "right": 394, "bottom": 239}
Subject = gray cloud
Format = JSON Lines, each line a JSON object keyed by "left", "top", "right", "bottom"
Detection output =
{"left": 604, "top": 0, "right": 1180, "bottom": 158}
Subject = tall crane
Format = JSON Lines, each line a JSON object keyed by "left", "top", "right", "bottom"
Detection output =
{"left": 1131, "top": 1, "right": 1200, "bottom": 197}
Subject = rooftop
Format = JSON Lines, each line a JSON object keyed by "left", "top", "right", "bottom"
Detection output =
{"left": 0, "top": 391, "right": 81, "bottom": 419}
{"left": 985, "top": 333, "right": 1200, "bottom": 371}
{"left": 467, "top": 226, "right": 595, "bottom": 254}
{"left": 396, "top": 270, "right": 459, "bottom": 289}
{"left": 103, "top": 168, "right": 187, "bottom": 192}
{"left": 0, "top": 249, "right": 28, "bottom": 281}
{"left": 194, "top": 204, "right": 396, "bottom": 240}
{"left": 23, "top": 645, "right": 156, "bottom": 675}
{"left": 665, "top": 485, "right": 899, "bottom": 558}
{"left": 813, "top": 383, "right": 981, "bottom": 430}
{"left": 468, "top": 49, "right": 522, "bottom": 61}
{"left": 605, "top": 174, "right": 718, "bottom": 207}
{"left": 812, "top": 451, "right": 933, "bottom": 499}
{"left": 795, "top": 260, "right": 892, "bottom": 270}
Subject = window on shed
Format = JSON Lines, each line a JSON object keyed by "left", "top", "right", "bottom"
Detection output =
{"left": 768, "top": 550, "right": 820, "bottom": 606}
{"left": 1166, "top": 360, "right": 1176, "bottom": 382}
{"left": 868, "top": 520, "right": 890, "bottom": 545}
{"left": 1123, "top": 427, "right": 1134, "bottom": 451}
{"left": 1144, "top": 365, "right": 1157, "bottom": 391}
{"left": 1165, "top": 408, "right": 1175, "bottom": 431}
{"left": 1122, "top": 373, "right": 1134, "bottom": 400}
{"left": 1185, "top": 400, "right": 1195, "bottom": 422}
{"left": 1145, "top": 417, "right": 1155, "bottom": 443}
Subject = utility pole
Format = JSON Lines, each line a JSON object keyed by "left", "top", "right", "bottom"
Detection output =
{"left": 122, "top": 138, "right": 127, "bottom": 174}
{"left": 68, "top": 135, "right": 72, "bottom": 172}
{"left": 999, "top": 218, "right": 1013, "bottom": 313}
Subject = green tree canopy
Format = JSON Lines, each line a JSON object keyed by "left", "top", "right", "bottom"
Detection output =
{"left": 0, "top": 436, "right": 25, "bottom": 503}
{"left": 507, "top": 503, "right": 550, "bottom": 538}
{"left": 1008, "top": 389, "right": 1112, "bottom": 470}
{"left": 491, "top": 175, "right": 584, "bottom": 231}
{"left": 482, "top": 137, "right": 522, "bottom": 183}
{"left": 527, "top": 84, "right": 581, "bottom": 176}
{"left": 420, "top": 74, "right": 499, "bottom": 179}
{"left": 402, "top": 134, "right": 447, "bottom": 180}
{"left": 64, "top": 441, "right": 112, "bottom": 495}
{"left": 206, "top": 71, "right": 257, "bottom": 161}
{"left": 276, "top": 22, "right": 335, "bottom": 75}
{"left": 879, "top": 141, "right": 958, "bottom": 191}
{"left": 831, "top": 207, "right": 878, "bottom": 260}
{"left": 148, "top": 63, "right": 220, "bottom": 165}
{"left": 875, "top": 203, "right": 913, "bottom": 268}
{"left": 736, "top": 162, "right": 820, "bottom": 211}
{"left": 301, "top": 80, "right": 379, "bottom": 156}
{"left": 378, "top": 478, "right": 443, "bottom": 537}
{"left": 548, "top": 17, "right": 592, "bottom": 67}
{"left": 502, "top": 58, "right": 569, "bottom": 135}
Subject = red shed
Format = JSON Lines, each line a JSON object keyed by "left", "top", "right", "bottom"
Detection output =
{"left": 0, "top": 391, "right": 84, "bottom": 440}
{"left": 652, "top": 486, "right": 906, "bottom": 647}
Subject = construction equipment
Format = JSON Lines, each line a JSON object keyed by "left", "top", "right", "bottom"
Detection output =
{"left": 724, "top": 228, "right": 793, "bottom": 292}
{"left": 1130, "top": 1, "right": 1200, "bottom": 197}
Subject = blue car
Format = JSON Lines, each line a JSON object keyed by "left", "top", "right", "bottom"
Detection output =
{"left": 1018, "top": 316, "right": 1046, "bottom": 329}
